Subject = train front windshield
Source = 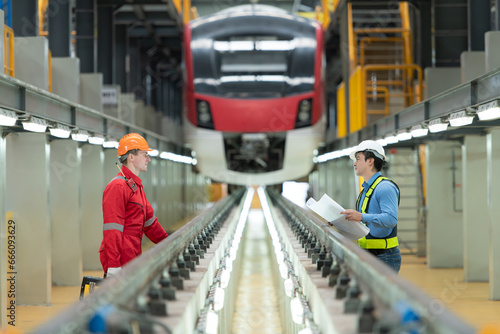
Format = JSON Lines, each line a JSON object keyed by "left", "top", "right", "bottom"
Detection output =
{"left": 191, "top": 35, "right": 316, "bottom": 98}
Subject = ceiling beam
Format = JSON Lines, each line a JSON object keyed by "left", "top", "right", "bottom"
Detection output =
{"left": 128, "top": 25, "right": 180, "bottom": 37}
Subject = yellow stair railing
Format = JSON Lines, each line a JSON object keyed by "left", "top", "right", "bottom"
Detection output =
{"left": 39, "top": 0, "right": 49, "bottom": 36}
{"left": 172, "top": 0, "right": 198, "bottom": 24}
{"left": 297, "top": 0, "right": 336, "bottom": 30}
{"left": 4, "top": 25, "right": 15, "bottom": 77}
{"left": 337, "top": 1, "right": 423, "bottom": 136}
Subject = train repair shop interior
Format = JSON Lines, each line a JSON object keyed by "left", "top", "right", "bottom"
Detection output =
{"left": 2, "top": 0, "right": 500, "bottom": 333}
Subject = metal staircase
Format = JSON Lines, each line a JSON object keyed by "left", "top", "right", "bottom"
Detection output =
{"left": 337, "top": 1, "right": 423, "bottom": 136}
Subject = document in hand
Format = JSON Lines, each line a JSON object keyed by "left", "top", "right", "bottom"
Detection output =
{"left": 306, "top": 194, "right": 369, "bottom": 241}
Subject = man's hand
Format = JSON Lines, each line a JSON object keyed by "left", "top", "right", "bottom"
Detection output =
{"left": 106, "top": 267, "right": 122, "bottom": 278}
{"left": 340, "top": 209, "right": 362, "bottom": 222}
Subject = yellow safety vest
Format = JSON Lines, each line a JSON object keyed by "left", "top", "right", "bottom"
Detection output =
{"left": 356, "top": 176, "right": 400, "bottom": 249}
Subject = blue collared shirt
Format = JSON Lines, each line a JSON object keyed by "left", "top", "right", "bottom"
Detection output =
{"left": 358, "top": 172, "right": 399, "bottom": 238}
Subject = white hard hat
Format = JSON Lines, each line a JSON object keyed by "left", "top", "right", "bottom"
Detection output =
{"left": 349, "top": 140, "right": 386, "bottom": 161}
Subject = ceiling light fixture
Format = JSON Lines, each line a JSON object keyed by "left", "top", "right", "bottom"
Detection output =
{"left": 449, "top": 110, "right": 474, "bottom": 127}
{"left": 428, "top": 118, "right": 448, "bottom": 133}
{"left": 477, "top": 100, "right": 500, "bottom": 121}
{"left": 0, "top": 109, "right": 17, "bottom": 126}
{"left": 103, "top": 137, "right": 119, "bottom": 149}
{"left": 376, "top": 138, "right": 388, "bottom": 146}
{"left": 22, "top": 116, "right": 48, "bottom": 133}
{"left": 89, "top": 134, "right": 105, "bottom": 145}
{"left": 410, "top": 124, "right": 429, "bottom": 137}
{"left": 49, "top": 124, "right": 71, "bottom": 138}
{"left": 384, "top": 133, "right": 399, "bottom": 144}
{"left": 396, "top": 129, "right": 412, "bottom": 141}
{"left": 71, "top": 130, "right": 89, "bottom": 142}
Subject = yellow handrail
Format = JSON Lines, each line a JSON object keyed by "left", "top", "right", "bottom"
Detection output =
{"left": 366, "top": 86, "right": 390, "bottom": 116}
{"left": 172, "top": 0, "right": 194, "bottom": 23}
{"left": 320, "top": 0, "right": 331, "bottom": 29}
{"left": 172, "top": 0, "right": 181, "bottom": 13}
{"left": 349, "top": 66, "right": 366, "bottom": 133}
{"left": 39, "top": 0, "right": 49, "bottom": 36}
{"left": 348, "top": 3, "right": 356, "bottom": 72}
{"left": 340, "top": 1, "right": 423, "bottom": 136}
{"left": 332, "top": 0, "right": 341, "bottom": 12}
{"left": 399, "top": 2, "right": 413, "bottom": 65}
{"left": 362, "top": 63, "right": 423, "bottom": 108}
{"left": 359, "top": 37, "right": 404, "bottom": 66}
{"left": 4, "top": 25, "right": 15, "bottom": 77}
{"left": 190, "top": 7, "right": 199, "bottom": 20}
{"left": 183, "top": 0, "right": 190, "bottom": 24}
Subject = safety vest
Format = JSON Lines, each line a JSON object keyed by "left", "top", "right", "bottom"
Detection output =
{"left": 356, "top": 176, "right": 400, "bottom": 249}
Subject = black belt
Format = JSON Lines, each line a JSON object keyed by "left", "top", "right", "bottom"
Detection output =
{"left": 367, "top": 247, "right": 395, "bottom": 256}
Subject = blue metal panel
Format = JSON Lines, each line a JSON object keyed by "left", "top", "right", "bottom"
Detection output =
{"left": 2, "top": 0, "right": 11, "bottom": 27}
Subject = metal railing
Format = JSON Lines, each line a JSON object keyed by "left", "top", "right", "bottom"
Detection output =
{"left": 172, "top": 0, "right": 198, "bottom": 23}
{"left": 268, "top": 189, "right": 476, "bottom": 334}
{"left": 339, "top": 2, "right": 422, "bottom": 135}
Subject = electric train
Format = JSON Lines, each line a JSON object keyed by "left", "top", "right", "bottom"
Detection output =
{"left": 183, "top": 4, "right": 326, "bottom": 185}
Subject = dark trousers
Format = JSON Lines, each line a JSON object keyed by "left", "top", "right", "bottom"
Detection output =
{"left": 367, "top": 247, "right": 401, "bottom": 273}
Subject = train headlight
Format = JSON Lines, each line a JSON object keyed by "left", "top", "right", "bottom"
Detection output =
{"left": 295, "top": 99, "right": 313, "bottom": 128}
{"left": 196, "top": 100, "right": 214, "bottom": 129}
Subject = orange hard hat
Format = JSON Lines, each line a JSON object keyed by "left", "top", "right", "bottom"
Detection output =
{"left": 117, "top": 133, "right": 152, "bottom": 156}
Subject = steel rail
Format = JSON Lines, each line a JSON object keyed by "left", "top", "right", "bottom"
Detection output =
{"left": 33, "top": 189, "right": 244, "bottom": 334}
{"left": 268, "top": 189, "right": 476, "bottom": 334}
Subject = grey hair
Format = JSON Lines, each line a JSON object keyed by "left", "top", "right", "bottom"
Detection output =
{"left": 118, "top": 149, "right": 139, "bottom": 164}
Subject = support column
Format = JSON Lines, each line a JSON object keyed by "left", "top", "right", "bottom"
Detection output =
{"left": 52, "top": 58, "right": 80, "bottom": 104}
{"left": 103, "top": 148, "right": 118, "bottom": 184}
{"left": 6, "top": 133, "right": 50, "bottom": 304}
{"left": 129, "top": 39, "right": 141, "bottom": 98}
{"left": 468, "top": 0, "right": 490, "bottom": 51}
{"left": 426, "top": 141, "right": 464, "bottom": 268}
{"left": 14, "top": 37, "right": 49, "bottom": 91}
{"left": 48, "top": 0, "right": 71, "bottom": 57}
{"left": 308, "top": 169, "right": 319, "bottom": 201}
{"left": 331, "top": 159, "right": 343, "bottom": 205}
{"left": 164, "top": 159, "right": 173, "bottom": 230}
{"left": 80, "top": 73, "right": 103, "bottom": 112}
{"left": 12, "top": 0, "right": 38, "bottom": 37}
{"left": 157, "top": 159, "right": 168, "bottom": 231}
{"left": 487, "top": 129, "right": 500, "bottom": 299}
{"left": 76, "top": 0, "right": 96, "bottom": 73}
{"left": 460, "top": 51, "right": 485, "bottom": 83}
{"left": 325, "top": 160, "right": 334, "bottom": 199}
{"left": 497, "top": 0, "right": 500, "bottom": 30}
{"left": 81, "top": 145, "right": 104, "bottom": 271}
{"left": 463, "top": 135, "right": 488, "bottom": 281}
{"left": 485, "top": 31, "right": 500, "bottom": 72}
{"left": 0, "top": 134, "right": 7, "bottom": 327}
{"left": 145, "top": 157, "right": 158, "bottom": 219}
{"left": 50, "top": 140, "right": 82, "bottom": 286}
{"left": 339, "top": 158, "right": 356, "bottom": 209}
{"left": 173, "top": 162, "right": 182, "bottom": 226}
{"left": 318, "top": 162, "right": 327, "bottom": 197}
{"left": 97, "top": 5, "right": 114, "bottom": 84}
{"left": 114, "top": 24, "right": 127, "bottom": 92}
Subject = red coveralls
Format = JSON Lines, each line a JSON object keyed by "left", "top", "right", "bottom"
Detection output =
{"left": 99, "top": 166, "right": 168, "bottom": 273}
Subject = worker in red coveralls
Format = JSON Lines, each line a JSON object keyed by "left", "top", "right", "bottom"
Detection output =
{"left": 99, "top": 133, "right": 168, "bottom": 278}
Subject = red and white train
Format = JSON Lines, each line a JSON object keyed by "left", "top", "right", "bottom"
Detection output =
{"left": 183, "top": 4, "right": 326, "bottom": 185}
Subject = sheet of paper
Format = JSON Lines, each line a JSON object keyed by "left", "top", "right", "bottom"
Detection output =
{"left": 306, "top": 194, "right": 369, "bottom": 241}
